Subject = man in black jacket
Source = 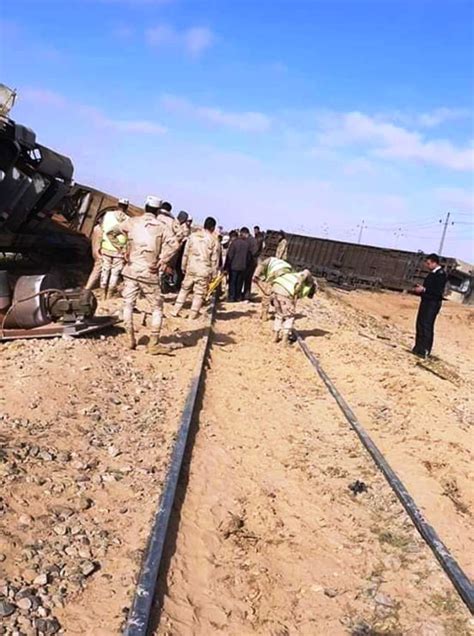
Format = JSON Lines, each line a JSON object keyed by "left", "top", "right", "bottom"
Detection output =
{"left": 225, "top": 227, "right": 252, "bottom": 301}
{"left": 412, "top": 253, "right": 447, "bottom": 358}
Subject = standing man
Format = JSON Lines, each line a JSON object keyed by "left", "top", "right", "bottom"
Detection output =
{"left": 270, "top": 269, "right": 316, "bottom": 345}
{"left": 173, "top": 210, "right": 190, "bottom": 289}
{"left": 116, "top": 195, "right": 178, "bottom": 354}
{"left": 243, "top": 230, "right": 259, "bottom": 300}
{"left": 85, "top": 221, "right": 103, "bottom": 291}
{"left": 275, "top": 230, "right": 289, "bottom": 260}
{"left": 254, "top": 226, "right": 265, "bottom": 261}
{"left": 172, "top": 217, "right": 219, "bottom": 319}
{"left": 225, "top": 227, "right": 252, "bottom": 302}
{"left": 100, "top": 198, "right": 130, "bottom": 298}
{"left": 412, "top": 253, "right": 447, "bottom": 359}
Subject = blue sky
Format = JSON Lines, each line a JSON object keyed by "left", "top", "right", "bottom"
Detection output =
{"left": 1, "top": 0, "right": 473, "bottom": 259}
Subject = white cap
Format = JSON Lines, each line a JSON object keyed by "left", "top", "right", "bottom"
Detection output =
{"left": 145, "top": 195, "right": 162, "bottom": 209}
{"left": 118, "top": 198, "right": 129, "bottom": 206}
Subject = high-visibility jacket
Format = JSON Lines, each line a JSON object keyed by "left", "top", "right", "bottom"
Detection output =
{"left": 273, "top": 271, "right": 313, "bottom": 299}
{"left": 101, "top": 210, "right": 127, "bottom": 255}
{"left": 261, "top": 257, "right": 292, "bottom": 282}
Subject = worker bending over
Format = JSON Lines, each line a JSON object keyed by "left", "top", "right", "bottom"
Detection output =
{"left": 100, "top": 198, "right": 130, "bottom": 298}
{"left": 271, "top": 269, "right": 316, "bottom": 344}
{"left": 173, "top": 216, "right": 219, "bottom": 319}
{"left": 253, "top": 256, "right": 293, "bottom": 320}
{"left": 115, "top": 195, "right": 179, "bottom": 354}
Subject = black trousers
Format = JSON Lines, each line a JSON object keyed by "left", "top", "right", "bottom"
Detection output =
{"left": 228, "top": 269, "right": 245, "bottom": 301}
{"left": 243, "top": 261, "right": 257, "bottom": 299}
{"left": 414, "top": 298, "right": 441, "bottom": 356}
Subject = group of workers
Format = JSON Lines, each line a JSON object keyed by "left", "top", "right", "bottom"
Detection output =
{"left": 85, "top": 196, "right": 444, "bottom": 359}
{"left": 85, "top": 197, "right": 315, "bottom": 353}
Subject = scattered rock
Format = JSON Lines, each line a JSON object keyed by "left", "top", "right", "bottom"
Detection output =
{"left": 33, "top": 574, "right": 49, "bottom": 586}
{"left": 35, "top": 617, "right": 61, "bottom": 635}
{"left": 80, "top": 560, "right": 98, "bottom": 577}
{"left": 374, "top": 592, "right": 396, "bottom": 608}
{"left": 16, "top": 596, "right": 32, "bottom": 611}
{"left": 324, "top": 587, "right": 338, "bottom": 598}
{"left": 0, "top": 599, "right": 16, "bottom": 617}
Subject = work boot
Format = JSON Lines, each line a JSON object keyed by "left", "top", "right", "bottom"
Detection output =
{"left": 189, "top": 310, "right": 199, "bottom": 320}
{"left": 273, "top": 330, "right": 281, "bottom": 343}
{"left": 126, "top": 329, "right": 136, "bottom": 350}
{"left": 147, "top": 335, "right": 175, "bottom": 356}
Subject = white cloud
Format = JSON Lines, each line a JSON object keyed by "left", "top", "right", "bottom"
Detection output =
{"left": 21, "top": 88, "right": 67, "bottom": 109}
{"left": 434, "top": 187, "right": 474, "bottom": 212}
{"left": 161, "top": 94, "right": 271, "bottom": 132}
{"left": 316, "top": 111, "right": 474, "bottom": 172}
{"left": 22, "top": 87, "right": 167, "bottom": 135}
{"left": 417, "top": 107, "right": 471, "bottom": 128}
{"left": 145, "top": 24, "right": 214, "bottom": 57}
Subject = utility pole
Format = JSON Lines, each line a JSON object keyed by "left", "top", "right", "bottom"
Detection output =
{"left": 438, "top": 212, "right": 454, "bottom": 255}
{"left": 357, "top": 220, "right": 367, "bottom": 244}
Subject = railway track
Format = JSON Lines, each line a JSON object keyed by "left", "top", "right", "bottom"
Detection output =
{"left": 123, "top": 301, "right": 473, "bottom": 635}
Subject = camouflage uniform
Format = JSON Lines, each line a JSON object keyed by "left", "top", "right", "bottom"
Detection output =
{"left": 100, "top": 209, "right": 128, "bottom": 294}
{"left": 117, "top": 212, "right": 178, "bottom": 352}
{"left": 275, "top": 237, "right": 288, "bottom": 261}
{"left": 254, "top": 256, "right": 293, "bottom": 320}
{"left": 271, "top": 270, "right": 314, "bottom": 343}
{"left": 173, "top": 228, "right": 219, "bottom": 317}
{"left": 85, "top": 223, "right": 103, "bottom": 290}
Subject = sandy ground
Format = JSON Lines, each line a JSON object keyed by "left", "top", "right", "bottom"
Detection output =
{"left": 0, "top": 295, "right": 211, "bottom": 635}
{"left": 301, "top": 288, "right": 474, "bottom": 577}
{"left": 157, "top": 293, "right": 473, "bottom": 636}
{"left": 1, "top": 287, "right": 473, "bottom": 635}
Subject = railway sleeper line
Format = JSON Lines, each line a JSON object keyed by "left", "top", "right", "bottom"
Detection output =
{"left": 124, "top": 303, "right": 473, "bottom": 636}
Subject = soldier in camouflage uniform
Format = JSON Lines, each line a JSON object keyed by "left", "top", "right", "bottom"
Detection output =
{"left": 100, "top": 198, "right": 130, "bottom": 298}
{"left": 270, "top": 269, "right": 316, "bottom": 344}
{"left": 114, "top": 196, "right": 180, "bottom": 354}
{"left": 172, "top": 217, "right": 219, "bottom": 319}
{"left": 253, "top": 256, "right": 293, "bottom": 321}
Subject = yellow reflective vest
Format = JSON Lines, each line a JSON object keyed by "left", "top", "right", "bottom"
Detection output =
{"left": 101, "top": 210, "right": 127, "bottom": 255}
{"left": 273, "top": 271, "right": 312, "bottom": 299}
{"left": 262, "top": 257, "right": 292, "bottom": 282}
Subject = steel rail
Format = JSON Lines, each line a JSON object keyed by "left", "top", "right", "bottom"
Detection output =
{"left": 296, "top": 333, "right": 474, "bottom": 615}
{"left": 124, "top": 300, "right": 216, "bottom": 636}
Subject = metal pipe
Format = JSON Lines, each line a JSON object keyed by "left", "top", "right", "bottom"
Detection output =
{"left": 296, "top": 333, "right": 474, "bottom": 614}
{"left": 124, "top": 300, "right": 216, "bottom": 635}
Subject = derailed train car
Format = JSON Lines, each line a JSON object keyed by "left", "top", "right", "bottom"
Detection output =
{"left": 264, "top": 230, "right": 473, "bottom": 304}
{"left": 0, "top": 85, "right": 130, "bottom": 338}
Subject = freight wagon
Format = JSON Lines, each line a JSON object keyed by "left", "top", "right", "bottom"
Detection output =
{"left": 264, "top": 230, "right": 473, "bottom": 303}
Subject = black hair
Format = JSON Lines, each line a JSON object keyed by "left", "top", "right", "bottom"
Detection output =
{"left": 254, "top": 225, "right": 260, "bottom": 231}
{"left": 177, "top": 210, "right": 188, "bottom": 223}
{"left": 426, "top": 253, "right": 440, "bottom": 264}
{"left": 279, "top": 230, "right": 286, "bottom": 238}
{"left": 229, "top": 230, "right": 238, "bottom": 239}
{"left": 161, "top": 201, "right": 172, "bottom": 212}
{"left": 204, "top": 216, "right": 217, "bottom": 231}
{"left": 145, "top": 204, "right": 158, "bottom": 216}
{"left": 240, "top": 226, "right": 250, "bottom": 235}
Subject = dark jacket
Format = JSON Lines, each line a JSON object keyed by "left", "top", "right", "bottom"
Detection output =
{"left": 225, "top": 237, "right": 251, "bottom": 272}
{"left": 422, "top": 268, "right": 447, "bottom": 302}
{"left": 255, "top": 232, "right": 265, "bottom": 257}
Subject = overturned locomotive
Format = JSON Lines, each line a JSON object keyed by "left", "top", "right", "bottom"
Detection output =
{"left": 0, "top": 84, "right": 118, "bottom": 339}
